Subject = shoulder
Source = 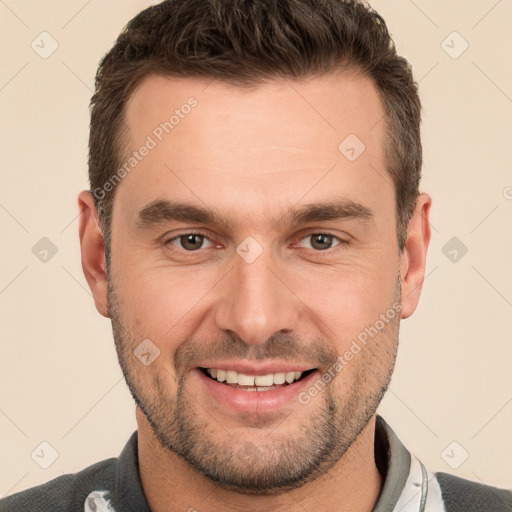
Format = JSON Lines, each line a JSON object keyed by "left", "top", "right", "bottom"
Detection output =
{"left": 435, "top": 471, "right": 512, "bottom": 512}
{"left": 0, "top": 457, "right": 117, "bottom": 512}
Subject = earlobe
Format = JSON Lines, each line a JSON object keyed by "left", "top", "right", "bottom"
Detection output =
{"left": 78, "top": 190, "right": 109, "bottom": 318}
{"left": 399, "top": 193, "right": 432, "bottom": 319}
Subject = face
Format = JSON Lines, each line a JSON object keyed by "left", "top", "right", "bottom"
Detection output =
{"left": 87, "top": 72, "right": 425, "bottom": 494}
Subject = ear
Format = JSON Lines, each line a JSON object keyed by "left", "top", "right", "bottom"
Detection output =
{"left": 399, "top": 193, "right": 432, "bottom": 319}
{"left": 78, "top": 190, "right": 109, "bottom": 318}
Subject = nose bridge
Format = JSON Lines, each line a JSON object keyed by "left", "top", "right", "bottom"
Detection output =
{"left": 215, "top": 249, "right": 300, "bottom": 345}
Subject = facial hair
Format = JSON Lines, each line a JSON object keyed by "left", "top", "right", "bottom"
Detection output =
{"left": 107, "top": 274, "right": 401, "bottom": 495}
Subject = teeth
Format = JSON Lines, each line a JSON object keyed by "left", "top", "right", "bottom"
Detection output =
{"left": 254, "top": 374, "right": 273, "bottom": 386}
{"left": 273, "top": 372, "right": 286, "bottom": 385}
{"left": 237, "top": 373, "right": 255, "bottom": 386}
{"left": 205, "top": 368, "right": 304, "bottom": 386}
{"left": 226, "top": 370, "right": 237, "bottom": 384}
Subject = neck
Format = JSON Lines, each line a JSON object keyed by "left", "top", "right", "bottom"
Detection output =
{"left": 137, "top": 408, "right": 383, "bottom": 512}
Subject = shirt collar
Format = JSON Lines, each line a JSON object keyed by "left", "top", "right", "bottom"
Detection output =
{"left": 372, "top": 415, "right": 413, "bottom": 511}
{"left": 109, "top": 415, "right": 412, "bottom": 511}
{"left": 111, "top": 430, "right": 150, "bottom": 511}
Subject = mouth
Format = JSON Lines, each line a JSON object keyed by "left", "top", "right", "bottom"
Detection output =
{"left": 198, "top": 367, "right": 317, "bottom": 392}
{"left": 194, "top": 361, "right": 321, "bottom": 413}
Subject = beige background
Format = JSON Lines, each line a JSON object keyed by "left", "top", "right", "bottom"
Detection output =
{"left": 1, "top": 0, "right": 511, "bottom": 498}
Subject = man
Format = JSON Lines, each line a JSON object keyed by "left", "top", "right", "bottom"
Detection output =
{"left": 2, "top": 0, "right": 510, "bottom": 511}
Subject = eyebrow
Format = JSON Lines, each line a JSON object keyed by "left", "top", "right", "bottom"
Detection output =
{"left": 135, "top": 198, "right": 374, "bottom": 231}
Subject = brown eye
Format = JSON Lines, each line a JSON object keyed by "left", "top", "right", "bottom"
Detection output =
{"left": 295, "top": 232, "right": 347, "bottom": 253}
{"left": 166, "top": 233, "right": 214, "bottom": 251}
{"left": 178, "top": 234, "right": 206, "bottom": 251}
{"left": 309, "top": 234, "right": 335, "bottom": 250}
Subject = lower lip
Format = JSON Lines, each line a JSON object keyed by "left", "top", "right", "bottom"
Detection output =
{"left": 194, "top": 368, "right": 319, "bottom": 414}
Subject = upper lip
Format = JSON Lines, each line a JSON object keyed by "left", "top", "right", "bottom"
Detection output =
{"left": 196, "top": 361, "right": 317, "bottom": 375}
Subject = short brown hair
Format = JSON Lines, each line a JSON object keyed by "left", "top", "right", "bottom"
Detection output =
{"left": 89, "top": 0, "right": 422, "bottom": 257}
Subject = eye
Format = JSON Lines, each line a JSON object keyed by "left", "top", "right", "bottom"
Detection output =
{"left": 164, "top": 231, "right": 347, "bottom": 254}
{"left": 167, "top": 233, "right": 214, "bottom": 251}
{"left": 298, "top": 233, "right": 344, "bottom": 251}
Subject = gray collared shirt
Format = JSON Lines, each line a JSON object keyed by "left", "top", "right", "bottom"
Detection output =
{"left": 2, "top": 415, "right": 511, "bottom": 511}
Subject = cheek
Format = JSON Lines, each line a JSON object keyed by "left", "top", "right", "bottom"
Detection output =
{"left": 297, "top": 258, "right": 398, "bottom": 337}
{"left": 114, "top": 262, "right": 221, "bottom": 341}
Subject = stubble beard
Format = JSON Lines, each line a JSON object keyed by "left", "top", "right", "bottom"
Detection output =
{"left": 106, "top": 274, "right": 400, "bottom": 495}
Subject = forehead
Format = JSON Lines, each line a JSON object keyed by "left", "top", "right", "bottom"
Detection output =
{"left": 115, "top": 72, "right": 390, "bottom": 228}
{"left": 124, "top": 71, "right": 385, "bottom": 152}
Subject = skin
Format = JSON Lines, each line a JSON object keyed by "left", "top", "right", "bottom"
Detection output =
{"left": 78, "top": 71, "right": 431, "bottom": 511}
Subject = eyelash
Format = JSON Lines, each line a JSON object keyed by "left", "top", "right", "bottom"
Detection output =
{"left": 164, "top": 230, "right": 349, "bottom": 254}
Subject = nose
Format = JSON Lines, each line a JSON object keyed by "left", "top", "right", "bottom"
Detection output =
{"left": 214, "top": 251, "right": 300, "bottom": 346}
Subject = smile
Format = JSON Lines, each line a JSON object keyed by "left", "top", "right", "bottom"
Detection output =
{"left": 199, "top": 367, "right": 316, "bottom": 391}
